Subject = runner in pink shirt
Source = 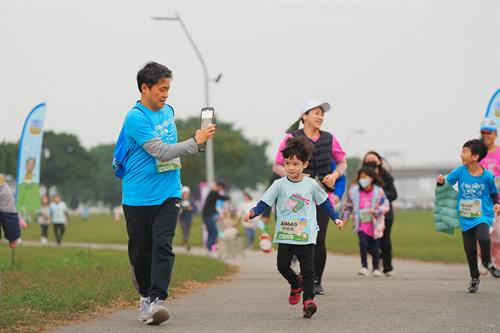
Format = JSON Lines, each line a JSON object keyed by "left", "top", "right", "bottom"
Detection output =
{"left": 479, "top": 118, "right": 500, "bottom": 266}
{"left": 272, "top": 99, "right": 347, "bottom": 295}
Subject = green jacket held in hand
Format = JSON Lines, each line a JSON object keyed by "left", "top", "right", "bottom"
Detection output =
{"left": 433, "top": 180, "right": 460, "bottom": 235}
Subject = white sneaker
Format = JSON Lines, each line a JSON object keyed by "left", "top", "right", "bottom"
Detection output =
{"left": 372, "top": 269, "right": 382, "bottom": 277}
{"left": 138, "top": 296, "right": 150, "bottom": 321}
{"left": 146, "top": 298, "right": 170, "bottom": 325}
{"left": 41, "top": 237, "right": 48, "bottom": 244}
{"left": 358, "top": 267, "right": 369, "bottom": 276}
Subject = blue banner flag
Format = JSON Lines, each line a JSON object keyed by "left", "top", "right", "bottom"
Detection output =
{"left": 16, "top": 103, "right": 47, "bottom": 215}
{"left": 484, "top": 89, "right": 500, "bottom": 129}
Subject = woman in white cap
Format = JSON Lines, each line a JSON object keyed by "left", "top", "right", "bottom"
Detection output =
{"left": 273, "top": 99, "right": 347, "bottom": 295}
{"left": 479, "top": 118, "right": 500, "bottom": 269}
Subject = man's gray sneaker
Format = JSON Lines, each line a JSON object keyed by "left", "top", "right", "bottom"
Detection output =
{"left": 146, "top": 298, "right": 170, "bottom": 325}
{"left": 138, "top": 296, "right": 150, "bottom": 321}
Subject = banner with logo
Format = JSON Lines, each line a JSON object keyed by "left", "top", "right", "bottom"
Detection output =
{"left": 484, "top": 88, "right": 500, "bottom": 131}
{"left": 16, "top": 103, "right": 46, "bottom": 215}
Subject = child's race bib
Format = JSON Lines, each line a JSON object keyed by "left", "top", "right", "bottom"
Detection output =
{"left": 276, "top": 218, "right": 310, "bottom": 242}
{"left": 359, "top": 208, "right": 373, "bottom": 224}
{"left": 459, "top": 199, "right": 482, "bottom": 218}
{"left": 156, "top": 157, "right": 182, "bottom": 173}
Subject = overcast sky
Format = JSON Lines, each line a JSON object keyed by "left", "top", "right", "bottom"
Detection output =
{"left": 1, "top": 0, "right": 499, "bottom": 167}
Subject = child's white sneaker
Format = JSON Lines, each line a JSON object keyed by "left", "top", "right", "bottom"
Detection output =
{"left": 372, "top": 269, "right": 382, "bottom": 277}
{"left": 358, "top": 267, "right": 369, "bottom": 276}
{"left": 40, "top": 237, "right": 48, "bottom": 244}
{"left": 138, "top": 296, "right": 150, "bottom": 321}
{"left": 146, "top": 298, "right": 170, "bottom": 325}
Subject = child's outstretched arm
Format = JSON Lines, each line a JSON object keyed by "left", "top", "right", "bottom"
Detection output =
{"left": 243, "top": 201, "right": 270, "bottom": 222}
{"left": 318, "top": 199, "right": 344, "bottom": 230}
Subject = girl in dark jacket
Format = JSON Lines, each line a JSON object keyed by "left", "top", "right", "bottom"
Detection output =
{"left": 362, "top": 151, "right": 398, "bottom": 276}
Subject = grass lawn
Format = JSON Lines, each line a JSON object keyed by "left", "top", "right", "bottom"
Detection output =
{"left": 0, "top": 246, "right": 229, "bottom": 333}
{"left": 326, "top": 210, "right": 465, "bottom": 263}
{"left": 19, "top": 210, "right": 466, "bottom": 263}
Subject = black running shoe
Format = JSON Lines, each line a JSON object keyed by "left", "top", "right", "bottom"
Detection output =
{"left": 468, "top": 278, "right": 480, "bottom": 293}
{"left": 486, "top": 262, "right": 500, "bottom": 278}
{"left": 313, "top": 282, "right": 324, "bottom": 295}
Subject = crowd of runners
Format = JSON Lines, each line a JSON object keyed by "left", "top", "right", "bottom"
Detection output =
{"left": 1, "top": 61, "right": 499, "bottom": 325}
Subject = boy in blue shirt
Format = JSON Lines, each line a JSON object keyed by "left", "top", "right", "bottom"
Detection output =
{"left": 437, "top": 139, "right": 500, "bottom": 293}
{"left": 244, "top": 137, "right": 344, "bottom": 318}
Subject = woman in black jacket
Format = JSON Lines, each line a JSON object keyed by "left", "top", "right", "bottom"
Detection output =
{"left": 362, "top": 151, "right": 398, "bottom": 276}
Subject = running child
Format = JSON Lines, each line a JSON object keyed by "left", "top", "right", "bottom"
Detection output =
{"left": 342, "top": 167, "right": 390, "bottom": 277}
{"left": 244, "top": 136, "right": 344, "bottom": 318}
{"left": 436, "top": 139, "right": 500, "bottom": 293}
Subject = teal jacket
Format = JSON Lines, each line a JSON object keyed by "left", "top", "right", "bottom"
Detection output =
{"left": 433, "top": 181, "right": 459, "bottom": 234}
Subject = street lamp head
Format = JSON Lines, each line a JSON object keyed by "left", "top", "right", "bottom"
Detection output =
{"left": 214, "top": 73, "right": 223, "bottom": 83}
{"left": 151, "top": 16, "right": 179, "bottom": 21}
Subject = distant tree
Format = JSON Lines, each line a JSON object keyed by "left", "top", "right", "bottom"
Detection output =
{"left": 88, "top": 144, "right": 121, "bottom": 207}
{"left": 176, "top": 117, "right": 271, "bottom": 195}
{"left": 41, "top": 131, "right": 94, "bottom": 207}
{"left": 0, "top": 141, "right": 18, "bottom": 176}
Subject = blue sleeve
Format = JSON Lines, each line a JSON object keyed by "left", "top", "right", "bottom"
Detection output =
{"left": 446, "top": 166, "right": 462, "bottom": 186}
{"left": 318, "top": 199, "right": 340, "bottom": 221}
{"left": 124, "top": 110, "right": 157, "bottom": 146}
{"left": 334, "top": 175, "right": 347, "bottom": 198}
{"left": 251, "top": 201, "right": 271, "bottom": 217}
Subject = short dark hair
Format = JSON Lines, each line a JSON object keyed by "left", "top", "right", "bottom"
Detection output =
{"left": 463, "top": 139, "right": 488, "bottom": 162}
{"left": 281, "top": 136, "right": 314, "bottom": 163}
{"left": 216, "top": 181, "right": 226, "bottom": 189}
{"left": 137, "top": 62, "right": 172, "bottom": 93}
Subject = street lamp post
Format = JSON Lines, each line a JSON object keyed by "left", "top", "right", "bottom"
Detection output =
{"left": 152, "top": 12, "right": 218, "bottom": 186}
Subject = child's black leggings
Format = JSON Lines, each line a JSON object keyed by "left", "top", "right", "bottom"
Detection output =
{"left": 462, "top": 223, "right": 492, "bottom": 279}
{"left": 277, "top": 243, "right": 315, "bottom": 302}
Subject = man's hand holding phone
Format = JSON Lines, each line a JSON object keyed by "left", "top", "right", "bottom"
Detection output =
{"left": 195, "top": 124, "right": 216, "bottom": 145}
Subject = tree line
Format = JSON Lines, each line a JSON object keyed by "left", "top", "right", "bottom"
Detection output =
{"left": 0, "top": 117, "right": 271, "bottom": 208}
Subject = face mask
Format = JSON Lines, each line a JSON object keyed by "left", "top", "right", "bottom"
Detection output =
{"left": 358, "top": 178, "right": 372, "bottom": 189}
{"left": 363, "top": 161, "right": 379, "bottom": 169}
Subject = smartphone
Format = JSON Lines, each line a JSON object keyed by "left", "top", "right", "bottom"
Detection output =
{"left": 199, "top": 107, "right": 215, "bottom": 152}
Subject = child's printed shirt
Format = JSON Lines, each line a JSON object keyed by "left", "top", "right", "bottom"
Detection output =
{"left": 261, "top": 176, "right": 328, "bottom": 245}
{"left": 446, "top": 166, "right": 498, "bottom": 231}
{"left": 358, "top": 189, "right": 375, "bottom": 237}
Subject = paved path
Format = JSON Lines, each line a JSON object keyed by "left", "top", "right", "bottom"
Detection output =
{"left": 42, "top": 245, "right": 500, "bottom": 333}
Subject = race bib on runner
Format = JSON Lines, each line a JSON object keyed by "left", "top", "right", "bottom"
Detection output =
{"left": 276, "top": 218, "right": 310, "bottom": 242}
{"left": 459, "top": 199, "right": 482, "bottom": 218}
{"left": 359, "top": 208, "right": 373, "bottom": 224}
{"left": 156, "top": 157, "right": 182, "bottom": 173}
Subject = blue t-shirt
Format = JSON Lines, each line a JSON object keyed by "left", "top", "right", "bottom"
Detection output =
{"left": 261, "top": 176, "right": 329, "bottom": 245}
{"left": 121, "top": 101, "right": 182, "bottom": 206}
{"left": 446, "top": 165, "right": 498, "bottom": 231}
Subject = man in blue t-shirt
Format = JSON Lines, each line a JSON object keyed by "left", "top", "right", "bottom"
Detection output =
{"left": 121, "top": 62, "right": 216, "bottom": 325}
{"left": 437, "top": 139, "right": 500, "bottom": 293}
